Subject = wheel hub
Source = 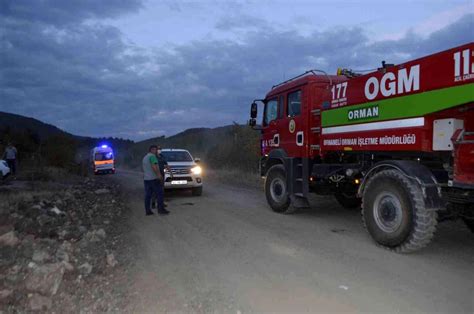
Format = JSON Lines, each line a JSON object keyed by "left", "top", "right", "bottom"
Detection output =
{"left": 373, "top": 192, "right": 403, "bottom": 233}
{"left": 270, "top": 178, "right": 286, "bottom": 202}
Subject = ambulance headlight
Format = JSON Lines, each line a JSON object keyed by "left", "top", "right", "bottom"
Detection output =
{"left": 191, "top": 166, "right": 202, "bottom": 175}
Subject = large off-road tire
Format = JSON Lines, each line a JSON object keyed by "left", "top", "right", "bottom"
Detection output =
{"left": 192, "top": 186, "right": 203, "bottom": 196}
{"left": 361, "top": 169, "right": 438, "bottom": 253}
{"left": 463, "top": 218, "right": 474, "bottom": 233}
{"left": 335, "top": 192, "right": 361, "bottom": 209}
{"left": 265, "top": 164, "right": 294, "bottom": 214}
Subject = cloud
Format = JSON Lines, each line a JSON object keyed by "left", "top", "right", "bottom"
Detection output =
{"left": 215, "top": 14, "right": 270, "bottom": 31}
{"left": 414, "top": 4, "right": 474, "bottom": 37}
{"left": 0, "top": 1, "right": 472, "bottom": 140}
{"left": 0, "top": 0, "right": 143, "bottom": 26}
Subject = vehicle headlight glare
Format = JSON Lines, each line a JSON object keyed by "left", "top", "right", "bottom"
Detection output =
{"left": 191, "top": 166, "right": 202, "bottom": 175}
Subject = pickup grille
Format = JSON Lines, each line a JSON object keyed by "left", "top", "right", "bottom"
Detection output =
{"left": 166, "top": 176, "right": 193, "bottom": 182}
{"left": 170, "top": 167, "right": 192, "bottom": 175}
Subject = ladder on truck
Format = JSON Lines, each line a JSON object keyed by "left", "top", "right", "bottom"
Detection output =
{"left": 286, "top": 157, "right": 310, "bottom": 209}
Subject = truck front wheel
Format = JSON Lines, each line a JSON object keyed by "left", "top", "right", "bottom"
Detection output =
{"left": 362, "top": 169, "right": 438, "bottom": 253}
{"left": 265, "top": 164, "right": 291, "bottom": 213}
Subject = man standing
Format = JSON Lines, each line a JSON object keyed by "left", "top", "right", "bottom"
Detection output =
{"left": 3, "top": 143, "right": 17, "bottom": 178}
{"left": 152, "top": 146, "right": 169, "bottom": 210}
{"left": 142, "top": 145, "right": 169, "bottom": 216}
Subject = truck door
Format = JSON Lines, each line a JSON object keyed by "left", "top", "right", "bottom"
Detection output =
{"left": 262, "top": 97, "right": 279, "bottom": 154}
{"left": 281, "top": 88, "right": 306, "bottom": 157}
{"left": 262, "top": 95, "right": 288, "bottom": 155}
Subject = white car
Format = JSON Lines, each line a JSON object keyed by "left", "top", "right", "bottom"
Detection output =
{"left": 161, "top": 149, "right": 203, "bottom": 196}
{"left": 0, "top": 160, "right": 11, "bottom": 180}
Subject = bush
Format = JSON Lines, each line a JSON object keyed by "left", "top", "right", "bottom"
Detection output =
{"left": 206, "top": 124, "right": 260, "bottom": 172}
{"left": 42, "top": 134, "right": 78, "bottom": 169}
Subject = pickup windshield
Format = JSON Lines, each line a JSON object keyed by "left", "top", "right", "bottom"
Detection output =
{"left": 161, "top": 151, "right": 193, "bottom": 162}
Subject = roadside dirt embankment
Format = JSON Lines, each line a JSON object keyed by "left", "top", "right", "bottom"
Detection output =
{"left": 0, "top": 175, "right": 134, "bottom": 312}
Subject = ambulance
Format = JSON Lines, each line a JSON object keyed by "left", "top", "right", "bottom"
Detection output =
{"left": 91, "top": 145, "right": 115, "bottom": 174}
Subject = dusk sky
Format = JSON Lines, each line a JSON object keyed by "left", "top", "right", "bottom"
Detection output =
{"left": 1, "top": 0, "right": 473, "bottom": 140}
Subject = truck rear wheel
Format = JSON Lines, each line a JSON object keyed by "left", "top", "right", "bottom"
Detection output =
{"left": 265, "top": 164, "right": 292, "bottom": 214}
{"left": 335, "top": 192, "right": 361, "bottom": 209}
{"left": 362, "top": 169, "right": 438, "bottom": 253}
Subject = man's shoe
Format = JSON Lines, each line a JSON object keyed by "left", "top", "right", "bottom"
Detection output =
{"left": 157, "top": 209, "right": 170, "bottom": 215}
{"left": 146, "top": 212, "right": 154, "bottom": 216}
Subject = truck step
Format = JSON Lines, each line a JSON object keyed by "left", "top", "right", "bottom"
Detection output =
{"left": 311, "top": 127, "right": 321, "bottom": 133}
{"left": 311, "top": 109, "right": 321, "bottom": 115}
{"left": 290, "top": 194, "right": 310, "bottom": 208}
{"left": 311, "top": 145, "right": 320, "bottom": 150}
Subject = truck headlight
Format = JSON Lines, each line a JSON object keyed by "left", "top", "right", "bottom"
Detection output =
{"left": 191, "top": 166, "right": 202, "bottom": 175}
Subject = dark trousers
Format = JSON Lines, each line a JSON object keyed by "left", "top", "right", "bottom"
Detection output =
{"left": 144, "top": 179, "right": 164, "bottom": 213}
{"left": 6, "top": 159, "right": 16, "bottom": 175}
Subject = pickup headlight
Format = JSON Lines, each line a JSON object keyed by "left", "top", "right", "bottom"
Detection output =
{"left": 191, "top": 166, "right": 202, "bottom": 175}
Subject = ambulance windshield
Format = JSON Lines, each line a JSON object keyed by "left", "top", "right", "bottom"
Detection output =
{"left": 95, "top": 152, "right": 114, "bottom": 161}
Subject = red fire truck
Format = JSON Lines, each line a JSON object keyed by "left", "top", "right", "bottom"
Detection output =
{"left": 248, "top": 42, "right": 474, "bottom": 252}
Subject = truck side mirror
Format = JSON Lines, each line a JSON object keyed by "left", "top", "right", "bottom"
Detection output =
{"left": 248, "top": 118, "right": 256, "bottom": 127}
{"left": 250, "top": 102, "right": 258, "bottom": 119}
{"left": 194, "top": 158, "right": 201, "bottom": 163}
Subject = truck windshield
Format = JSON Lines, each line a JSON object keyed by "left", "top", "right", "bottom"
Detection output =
{"left": 264, "top": 99, "right": 278, "bottom": 125}
{"left": 161, "top": 151, "right": 193, "bottom": 162}
{"left": 95, "top": 152, "right": 113, "bottom": 161}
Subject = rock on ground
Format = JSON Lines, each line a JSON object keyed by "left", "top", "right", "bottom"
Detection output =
{"left": 0, "top": 289, "right": 13, "bottom": 301}
{"left": 32, "top": 250, "right": 52, "bottom": 263}
{"left": 95, "top": 188, "right": 110, "bottom": 195}
{"left": 0, "top": 176, "right": 131, "bottom": 312}
{"left": 28, "top": 293, "right": 52, "bottom": 311}
{"left": 106, "top": 253, "right": 118, "bottom": 267}
{"left": 25, "top": 263, "right": 65, "bottom": 296}
{"left": 78, "top": 262, "right": 93, "bottom": 276}
{"left": 0, "top": 231, "right": 20, "bottom": 247}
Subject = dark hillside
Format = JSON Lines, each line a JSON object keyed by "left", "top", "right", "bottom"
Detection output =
{"left": 126, "top": 124, "right": 260, "bottom": 172}
{"left": 0, "top": 111, "right": 71, "bottom": 140}
{"left": 0, "top": 111, "right": 260, "bottom": 174}
{"left": 0, "top": 112, "right": 134, "bottom": 174}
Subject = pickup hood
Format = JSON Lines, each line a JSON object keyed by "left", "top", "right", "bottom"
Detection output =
{"left": 167, "top": 161, "right": 196, "bottom": 167}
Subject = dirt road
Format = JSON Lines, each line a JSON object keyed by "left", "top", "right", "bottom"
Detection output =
{"left": 113, "top": 169, "right": 473, "bottom": 313}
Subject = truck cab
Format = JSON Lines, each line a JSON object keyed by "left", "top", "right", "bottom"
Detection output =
{"left": 258, "top": 72, "right": 345, "bottom": 159}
